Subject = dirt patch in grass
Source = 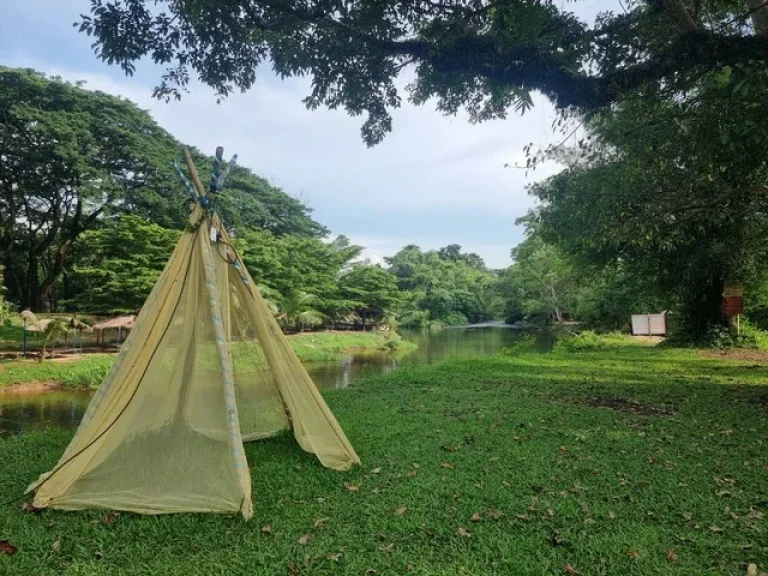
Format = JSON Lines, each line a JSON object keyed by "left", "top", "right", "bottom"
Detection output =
{"left": 582, "top": 395, "right": 676, "bottom": 416}
{"left": 0, "top": 381, "right": 61, "bottom": 394}
{"left": 630, "top": 335, "right": 665, "bottom": 345}
{"left": 700, "top": 349, "right": 768, "bottom": 364}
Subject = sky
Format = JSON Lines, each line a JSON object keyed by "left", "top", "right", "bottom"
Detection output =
{"left": 0, "top": 0, "right": 615, "bottom": 269}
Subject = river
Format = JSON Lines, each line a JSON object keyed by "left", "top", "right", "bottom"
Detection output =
{"left": 0, "top": 324, "right": 536, "bottom": 437}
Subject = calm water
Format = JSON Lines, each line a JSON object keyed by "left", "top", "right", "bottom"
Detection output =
{"left": 0, "top": 325, "right": 535, "bottom": 436}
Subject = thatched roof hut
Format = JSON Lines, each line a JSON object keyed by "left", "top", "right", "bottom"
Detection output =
{"left": 27, "top": 317, "right": 93, "bottom": 333}
{"left": 92, "top": 315, "right": 136, "bottom": 332}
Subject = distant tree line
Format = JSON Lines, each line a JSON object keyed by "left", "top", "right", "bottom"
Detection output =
{"left": 7, "top": 66, "right": 768, "bottom": 340}
{"left": 0, "top": 67, "right": 502, "bottom": 331}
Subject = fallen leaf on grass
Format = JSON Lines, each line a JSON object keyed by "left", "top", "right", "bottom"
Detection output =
{"left": 563, "top": 564, "right": 581, "bottom": 575}
{"left": 52, "top": 538, "right": 61, "bottom": 554}
{"left": 665, "top": 549, "right": 678, "bottom": 563}
{"left": 313, "top": 518, "right": 329, "bottom": 528}
{"left": 344, "top": 483, "right": 360, "bottom": 492}
{"left": 746, "top": 507, "right": 764, "bottom": 520}
{"left": 371, "top": 467, "right": 382, "bottom": 474}
{"left": 406, "top": 471, "right": 417, "bottom": 478}
{"left": 441, "top": 443, "right": 462, "bottom": 453}
{"left": 747, "top": 564, "right": 758, "bottom": 576}
{"left": 550, "top": 529, "right": 567, "bottom": 547}
{"left": 469, "top": 512, "right": 481, "bottom": 522}
{"left": 412, "top": 463, "right": 420, "bottom": 469}
{"left": 441, "top": 462, "right": 454, "bottom": 469}
{"left": 379, "top": 543, "right": 394, "bottom": 553}
{"left": 288, "top": 560, "right": 300, "bottom": 574}
{"left": 608, "top": 511, "right": 616, "bottom": 520}
{"left": 325, "top": 551, "right": 343, "bottom": 562}
{"left": 103, "top": 512, "right": 119, "bottom": 526}
{"left": 626, "top": 549, "right": 640, "bottom": 560}
{"left": 516, "top": 514, "right": 531, "bottom": 522}
{"left": 683, "top": 512, "right": 693, "bottom": 521}
{"left": 298, "top": 533, "right": 313, "bottom": 545}
{"left": 487, "top": 509, "right": 504, "bottom": 519}
{"left": 394, "top": 506, "right": 407, "bottom": 517}
{"left": 456, "top": 527, "right": 471, "bottom": 538}
{"left": 261, "top": 524, "right": 273, "bottom": 535}
{"left": 709, "top": 526, "right": 724, "bottom": 533}
{"left": 0, "top": 541, "right": 18, "bottom": 555}
{"left": 406, "top": 563, "right": 415, "bottom": 572}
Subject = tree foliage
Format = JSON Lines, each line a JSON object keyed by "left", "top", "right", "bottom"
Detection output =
{"left": 386, "top": 244, "right": 501, "bottom": 327}
{"left": 0, "top": 66, "right": 177, "bottom": 310}
{"left": 0, "top": 67, "right": 325, "bottom": 312}
{"left": 77, "top": 0, "right": 768, "bottom": 144}
{"left": 339, "top": 265, "right": 400, "bottom": 328}
{"left": 65, "top": 216, "right": 180, "bottom": 314}
{"left": 528, "top": 60, "right": 768, "bottom": 336}
{"left": 236, "top": 228, "right": 365, "bottom": 319}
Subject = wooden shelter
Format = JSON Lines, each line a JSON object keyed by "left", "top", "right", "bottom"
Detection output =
{"left": 92, "top": 315, "right": 135, "bottom": 347}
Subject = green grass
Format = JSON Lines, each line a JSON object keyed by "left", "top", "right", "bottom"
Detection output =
{"left": 0, "top": 343, "right": 767, "bottom": 574}
{"left": 286, "top": 330, "right": 415, "bottom": 362}
{"left": 0, "top": 331, "right": 413, "bottom": 390}
{"left": 0, "top": 355, "right": 115, "bottom": 389}
{"left": 0, "top": 324, "right": 29, "bottom": 350}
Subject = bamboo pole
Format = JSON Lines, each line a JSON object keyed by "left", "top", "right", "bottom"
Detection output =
{"left": 182, "top": 147, "right": 207, "bottom": 198}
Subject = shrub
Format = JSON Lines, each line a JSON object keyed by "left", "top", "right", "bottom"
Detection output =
{"left": 664, "top": 320, "right": 768, "bottom": 350}
{"left": 499, "top": 334, "right": 538, "bottom": 356}
{"left": 442, "top": 312, "right": 469, "bottom": 326}
{"left": 553, "top": 330, "right": 630, "bottom": 353}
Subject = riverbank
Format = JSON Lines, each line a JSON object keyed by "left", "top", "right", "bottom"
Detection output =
{"left": 1, "top": 343, "right": 766, "bottom": 574}
{"left": 0, "top": 331, "right": 414, "bottom": 391}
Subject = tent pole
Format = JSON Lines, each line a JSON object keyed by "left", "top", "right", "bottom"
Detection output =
{"left": 182, "top": 147, "right": 208, "bottom": 199}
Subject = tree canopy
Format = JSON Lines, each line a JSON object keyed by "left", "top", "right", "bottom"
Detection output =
{"left": 64, "top": 216, "right": 180, "bottom": 315}
{"left": 386, "top": 244, "right": 502, "bottom": 327}
{"left": 527, "top": 54, "right": 768, "bottom": 335}
{"left": 78, "top": 0, "right": 768, "bottom": 144}
{"left": 0, "top": 67, "right": 325, "bottom": 311}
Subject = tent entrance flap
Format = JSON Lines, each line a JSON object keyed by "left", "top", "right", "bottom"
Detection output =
{"left": 28, "top": 147, "right": 359, "bottom": 519}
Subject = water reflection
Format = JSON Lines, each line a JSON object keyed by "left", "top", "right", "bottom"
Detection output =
{"left": 305, "top": 324, "right": 533, "bottom": 389}
{"left": 0, "top": 325, "right": 536, "bottom": 435}
{"left": 0, "top": 391, "right": 92, "bottom": 437}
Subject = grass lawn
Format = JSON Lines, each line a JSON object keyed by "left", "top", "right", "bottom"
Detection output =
{"left": 288, "top": 330, "right": 414, "bottom": 362}
{"left": 0, "top": 331, "right": 412, "bottom": 390}
{"left": 0, "top": 343, "right": 767, "bottom": 575}
{"left": 0, "top": 355, "right": 115, "bottom": 390}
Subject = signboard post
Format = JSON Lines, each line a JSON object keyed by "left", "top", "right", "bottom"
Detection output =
{"left": 723, "top": 284, "right": 745, "bottom": 336}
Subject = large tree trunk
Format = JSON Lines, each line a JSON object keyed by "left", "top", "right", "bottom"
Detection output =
{"left": 747, "top": 0, "right": 768, "bottom": 37}
{"left": 550, "top": 278, "right": 563, "bottom": 323}
{"left": 26, "top": 253, "right": 40, "bottom": 312}
{"left": 682, "top": 273, "right": 727, "bottom": 336}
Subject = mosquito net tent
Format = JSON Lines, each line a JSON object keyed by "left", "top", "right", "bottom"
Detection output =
{"left": 27, "top": 148, "right": 360, "bottom": 519}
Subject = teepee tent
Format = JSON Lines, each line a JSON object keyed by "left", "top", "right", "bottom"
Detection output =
{"left": 27, "top": 148, "right": 359, "bottom": 519}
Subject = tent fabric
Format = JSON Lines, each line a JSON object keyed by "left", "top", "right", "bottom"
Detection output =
{"left": 28, "top": 200, "right": 360, "bottom": 518}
